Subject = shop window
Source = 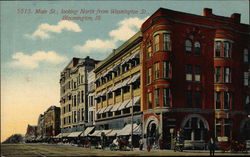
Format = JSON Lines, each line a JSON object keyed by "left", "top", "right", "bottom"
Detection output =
{"left": 154, "top": 62, "right": 160, "bottom": 80}
{"left": 163, "top": 33, "right": 171, "bottom": 51}
{"left": 194, "top": 41, "right": 201, "bottom": 56}
{"left": 186, "top": 65, "right": 193, "bottom": 81}
{"left": 185, "top": 40, "right": 192, "bottom": 54}
{"left": 224, "top": 119, "right": 231, "bottom": 138}
{"left": 154, "top": 34, "right": 160, "bottom": 52}
{"left": 154, "top": 88, "right": 160, "bottom": 107}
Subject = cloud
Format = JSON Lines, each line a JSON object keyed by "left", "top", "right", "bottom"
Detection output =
{"left": 25, "top": 20, "right": 82, "bottom": 40}
{"left": 10, "top": 51, "right": 67, "bottom": 69}
{"left": 74, "top": 16, "right": 148, "bottom": 54}
{"left": 109, "top": 17, "right": 147, "bottom": 41}
{"left": 73, "top": 39, "right": 116, "bottom": 54}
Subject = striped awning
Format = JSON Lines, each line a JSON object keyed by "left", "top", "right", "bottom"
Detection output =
{"left": 68, "top": 131, "right": 83, "bottom": 138}
{"left": 126, "top": 96, "right": 140, "bottom": 108}
{"left": 104, "top": 105, "right": 113, "bottom": 113}
{"left": 118, "top": 99, "right": 131, "bottom": 110}
{"left": 81, "top": 127, "right": 95, "bottom": 137}
{"left": 128, "top": 73, "right": 140, "bottom": 84}
{"left": 110, "top": 102, "right": 122, "bottom": 112}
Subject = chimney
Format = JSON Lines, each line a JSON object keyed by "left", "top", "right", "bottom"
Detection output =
{"left": 203, "top": 8, "right": 213, "bottom": 17}
{"left": 230, "top": 13, "right": 241, "bottom": 23}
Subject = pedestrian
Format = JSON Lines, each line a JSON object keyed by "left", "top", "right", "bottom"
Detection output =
{"left": 208, "top": 137, "right": 215, "bottom": 156}
{"left": 139, "top": 137, "right": 144, "bottom": 151}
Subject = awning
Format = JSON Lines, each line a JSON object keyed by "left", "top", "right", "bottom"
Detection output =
{"left": 110, "top": 102, "right": 122, "bottom": 112}
{"left": 68, "top": 131, "right": 83, "bottom": 138}
{"left": 81, "top": 127, "right": 95, "bottom": 137}
{"left": 128, "top": 73, "right": 140, "bottom": 84}
{"left": 89, "top": 130, "right": 112, "bottom": 137}
{"left": 62, "top": 132, "right": 70, "bottom": 137}
{"left": 106, "top": 129, "right": 121, "bottom": 137}
{"left": 101, "top": 90, "right": 106, "bottom": 97}
{"left": 54, "top": 133, "right": 62, "bottom": 138}
{"left": 122, "top": 78, "right": 131, "bottom": 87}
{"left": 126, "top": 96, "right": 140, "bottom": 108}
{"left": 112, "top": 82, "right": 122, "bottom": 91}
{"left": 96, "top": 108, "right": 102, "bottom": 114}
{"left": 104, "top": 105, "right": 113, "bottom": 113}
{"left": 118, "top": 99, "right": 131, "bottom": 110}
{"left": 117, "top": 123, "right": 141, "bottom": 136}
{"left": 98, "top": 107, "right": 107, "bottom": 114}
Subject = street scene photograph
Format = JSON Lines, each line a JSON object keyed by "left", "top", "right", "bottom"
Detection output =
{"left": 1, "top": 0, "right": 249, "bottom": 156}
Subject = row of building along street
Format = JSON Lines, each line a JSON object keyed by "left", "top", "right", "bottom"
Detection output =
{"left": 24, "top": 7, "right": 250, "bottom": 152}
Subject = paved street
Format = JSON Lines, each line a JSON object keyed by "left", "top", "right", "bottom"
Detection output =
{"left": 1, "top": 144, "right": 249, "bottom": 156}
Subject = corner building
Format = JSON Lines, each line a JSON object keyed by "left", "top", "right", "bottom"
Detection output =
{"left": 140, "top": 8, "right": 250, "bottom": 149}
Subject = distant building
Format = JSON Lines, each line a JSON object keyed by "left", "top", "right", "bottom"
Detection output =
{"left": 44, "top": 106, "right": 60, "bottom": 137}
{"left": 87, "top": 70, "right": 96, "bottom": 127}
{"left": 24, "top": 124, "right": 37, "bottom": 142}
{"left": 36, "top": 114, "right": 44, "bottom": 139}
{"left": 60, "top": 57, "right": 99, "bottom": 136}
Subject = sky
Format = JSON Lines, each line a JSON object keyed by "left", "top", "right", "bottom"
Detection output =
{"left": 0, "top": 0, "right": 249, "bottom": 142}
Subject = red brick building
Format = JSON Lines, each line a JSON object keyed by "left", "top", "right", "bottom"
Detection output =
{"left": 140, "top": 8, "right": 249, "bottom": 149}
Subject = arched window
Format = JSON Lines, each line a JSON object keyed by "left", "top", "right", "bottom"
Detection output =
{"left": 194, "top": 41, "right": 201, "bottom": 56}
{"left": 185, "top": 40, "right": 192, "bottom": 54}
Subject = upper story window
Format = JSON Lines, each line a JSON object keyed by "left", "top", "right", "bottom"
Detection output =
{"left": 186, "top": 90, "right": 192, "bottom": 108}
{"left": 163, "top": 88, "right": 170, "bottom": 107}
{"left": 244, "top": 72, "right": 249, "bottom": 86}
{"left": 146, "top": 43, "right": 152, "bottom": 59}
{"left": 154, "top": 62, "right": 160, "bottom": 80}
{"left": 163, "top": 61, "right": 170, "bottom": 79}
{"left": 215, "top": 41, "right": 221, "bottom": 57}
{"left": 224, "top": 92, "right": 231, "bottom": 109}
{"left": 224, "top": 41, "right": 230, "bottom": 58}
{"left": 244, "top": 49, "right": 249, "bottom": 63}
{"left": 215, "top": 92, "right": 221, "bottom": 109}
{"left": 186, "top": 65, "right": 193, "bottom": 81}
{"left": 154, "top": 34, "right": 160, "bottom": 52}
{"left": 244, "top": 95, "right": 250, "bottom": 112}
{"left": 163, "top": 33, "right": 171, "bottom": 51}
{"left": 214, "top": 40, "right": 232, "bottom": 58}
{"left": 194, "top": 65, "right": 201, "bottom": 82}
{"left": 215, "top": 67, "right": 221, "bottom": 83}
{"left": 195, "top": 90, "right": 201, "bottom": 108}
{"left": 224, "top": 67, "right": 231, "bottom": 83}
{"left": 146, "top": 68, "right": 152, "bottom": 85}
{"left": 154, "top": 88, "right": 160, "bottom": 107}
{"left": 194, "top": 41, "right": 201, "bottom": 56}
{"left": 147, "top": 92, "right": 152, "bottom": 109}
{"left": 185, "top": 40, "right": 192, "bottom": 54}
